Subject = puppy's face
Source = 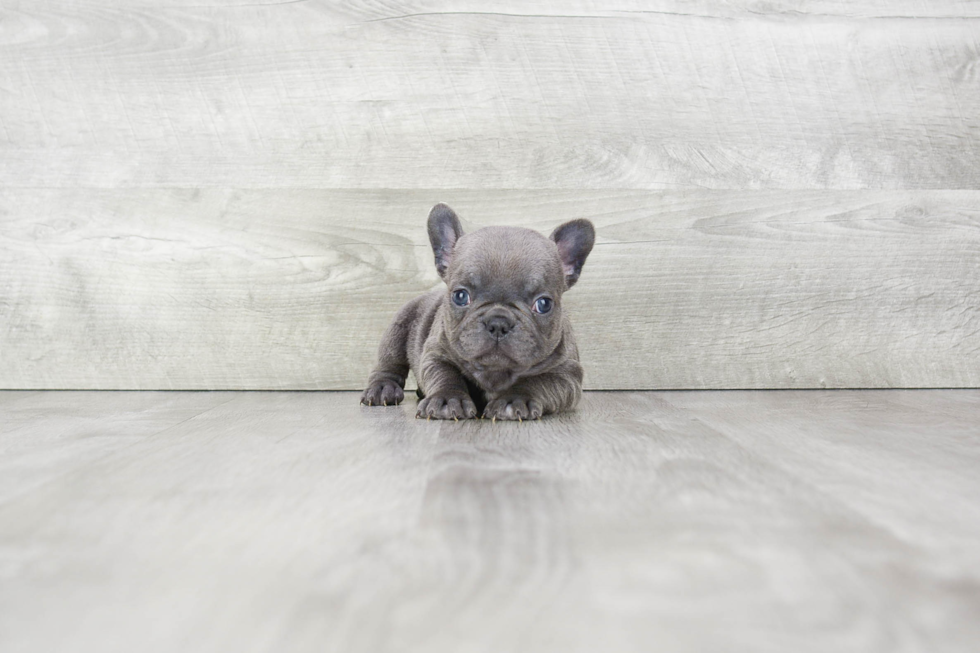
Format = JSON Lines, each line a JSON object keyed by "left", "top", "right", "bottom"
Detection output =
{"left": 427, "top": 204, "right": 594, "bottom": 373}
{"left": 445, "top": 226, "right": 566, "bottom": 370}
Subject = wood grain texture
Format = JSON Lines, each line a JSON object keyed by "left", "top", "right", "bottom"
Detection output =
{"left": 2, "top": 2, "right": 979, "bottom": 389}
{"left": 2, "top": 189, "right": 978, "bottom": 389}
{"left": 0, "top": 390, "right": 236, "bottom": 504}
{"left": 1, "top": 390, "right": 978, "bottom": 652}
{"left": 1, "top": 1, "right": 978, "bottom": 189}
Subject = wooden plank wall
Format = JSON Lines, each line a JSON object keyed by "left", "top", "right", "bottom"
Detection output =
{"left": 1, "top": 1, "right": 978, "bottom": 389}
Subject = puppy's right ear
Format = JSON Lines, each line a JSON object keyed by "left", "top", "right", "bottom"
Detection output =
{"left": 427, "top": 203, "right": 464, "bottom": 278}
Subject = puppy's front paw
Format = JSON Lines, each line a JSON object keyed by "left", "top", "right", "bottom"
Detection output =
{"left": 483, "top": 395, "right": 543, "bottom": 421}
{"left": 360, "top": 380, "right": 404, "bottom": 407}
{"left": 416, "top": 394, "right": 478, "bottom": 420}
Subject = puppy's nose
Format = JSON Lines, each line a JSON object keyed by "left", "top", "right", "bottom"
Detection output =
{"left": 484, "top": 315, "right": 515, "bottom": 340}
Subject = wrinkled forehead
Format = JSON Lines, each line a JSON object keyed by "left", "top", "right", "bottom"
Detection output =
{"left": 449, "top": 227, "right": 564, "bottom": 293}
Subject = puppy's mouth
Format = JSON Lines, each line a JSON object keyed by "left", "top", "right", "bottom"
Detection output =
{"left": 470, "top": 340, "right": 519, "bottom": 368}
{"left": 453, "top": 312, "right": 540, "bottom": 371}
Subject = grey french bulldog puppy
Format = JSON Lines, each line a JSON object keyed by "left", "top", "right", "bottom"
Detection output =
{"left": 360, "top": 203, "right": 595, "bottom": 421}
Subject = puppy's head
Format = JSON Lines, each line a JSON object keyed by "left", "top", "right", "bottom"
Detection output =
{"left": 427, "top": 203, "right": 594, "bottom": 373}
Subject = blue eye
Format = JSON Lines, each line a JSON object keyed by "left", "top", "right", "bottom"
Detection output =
{"left": 452, "top": 289, "right": 470, "bottom": 306}
{"left": 533, "top": 297, "right": 553, "bottom": 314}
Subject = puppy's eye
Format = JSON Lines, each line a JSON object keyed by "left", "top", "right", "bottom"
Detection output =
{"left": 452, "top": 289, "right": 470, "bottom": 307}
{"left": 533, "top": 297, "right": 553, "bottom": 314}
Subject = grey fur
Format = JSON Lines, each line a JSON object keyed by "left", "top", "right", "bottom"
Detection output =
{"left": 360, "top": 203, "right": 595, "bottom": 420}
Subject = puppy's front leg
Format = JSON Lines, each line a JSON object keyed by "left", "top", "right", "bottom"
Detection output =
{"left": 484, "top": 362, "right": 584, "bottom": 421}
{"left": 416, "top": 357, "right": 478, "bottom": 420}
{"left": 361, "top": 297, "right": 424, "bottom": 407}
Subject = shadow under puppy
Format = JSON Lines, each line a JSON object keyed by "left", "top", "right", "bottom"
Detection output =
{"left": 361, "top": 204, "right": 595, "bottom": 420}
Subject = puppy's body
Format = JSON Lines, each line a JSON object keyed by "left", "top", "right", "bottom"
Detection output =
{"left": 361, "top": 206, "right": 594, "bottom": 420}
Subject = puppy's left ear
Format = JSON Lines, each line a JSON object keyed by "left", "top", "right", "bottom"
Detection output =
{"left": 550, "top": 219, "right": 595, "bottom": 289}
{"left": 427, "top": 203, "right": 464, "bottom": 279}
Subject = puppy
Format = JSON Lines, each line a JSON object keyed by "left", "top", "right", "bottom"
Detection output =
{"left": 360, "top": 204, "right": 594, "bottom": 420}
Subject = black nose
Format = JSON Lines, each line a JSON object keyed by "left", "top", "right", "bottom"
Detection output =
{"left": 485, "top": 315, "right": 515, "bottom": 340}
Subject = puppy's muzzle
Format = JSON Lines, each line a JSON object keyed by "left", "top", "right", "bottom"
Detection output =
{"left": 483, "top": 313, "right": 515, "bottom": 341}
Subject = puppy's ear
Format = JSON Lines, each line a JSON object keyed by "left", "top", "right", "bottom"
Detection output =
{"left": 427, "top": 203, "right": 464, "bottom": 279}
{"left": 550, "top": 219, "right": 595, "bottom": 289}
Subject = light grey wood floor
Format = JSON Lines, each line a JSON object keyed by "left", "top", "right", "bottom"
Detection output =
{"left": 1, "top": 390, "right": 978, "bottom": 652}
